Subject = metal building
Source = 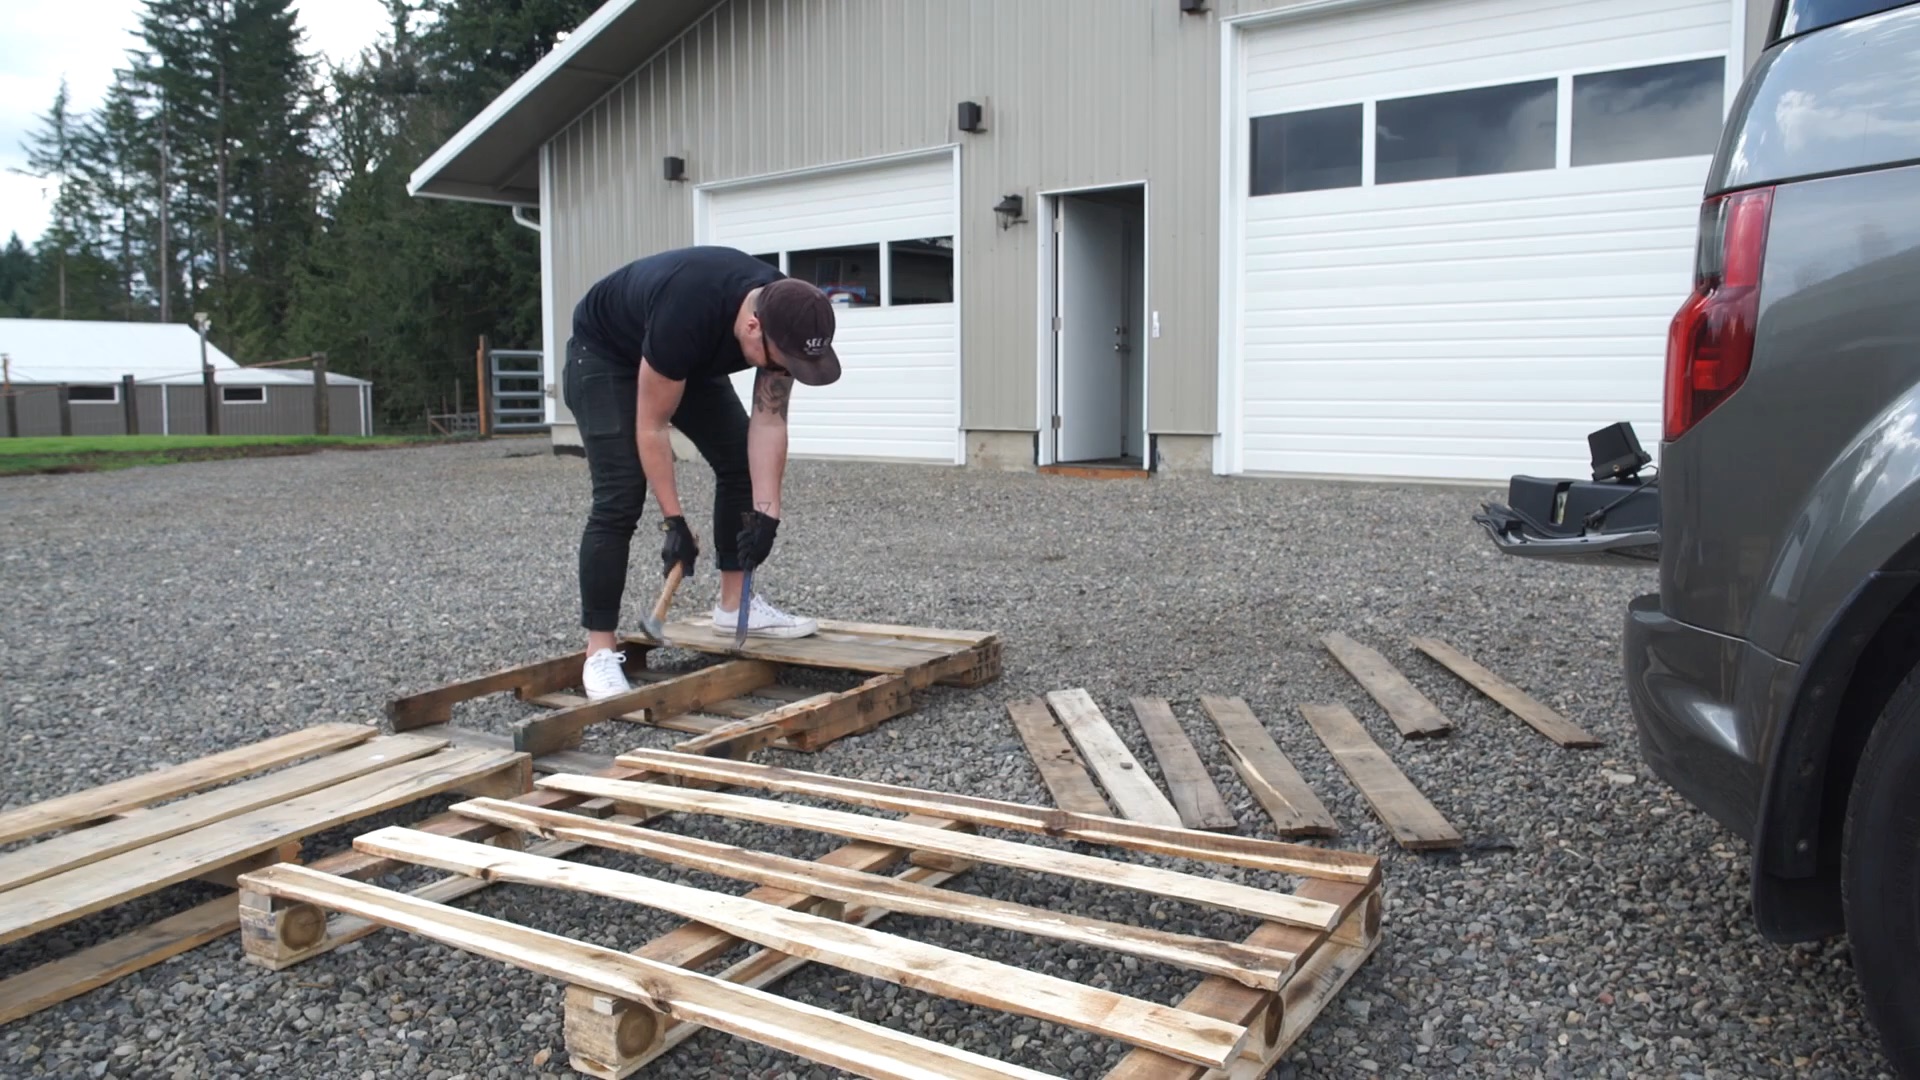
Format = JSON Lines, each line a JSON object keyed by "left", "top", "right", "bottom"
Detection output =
{"left": 0, "top": 319, "right": 373, "bottom": 438}
{"left": 410, "top": 0, "right": 1775, "bottom": 482}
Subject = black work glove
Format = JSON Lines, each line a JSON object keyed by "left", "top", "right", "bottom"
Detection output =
{"left": 736, "top": 510, "right": 779, "bottom": 569}
{"left": 660, "top": 515, "right": 698, "bottom": 577}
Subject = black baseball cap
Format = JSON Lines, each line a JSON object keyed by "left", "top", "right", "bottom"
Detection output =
{"left": 755, "top": 278, "right": 842, "bottom": 386}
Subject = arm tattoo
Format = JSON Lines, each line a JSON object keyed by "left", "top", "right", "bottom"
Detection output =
{"left": 753, "top": 369, "right": 794, "bottom": 420}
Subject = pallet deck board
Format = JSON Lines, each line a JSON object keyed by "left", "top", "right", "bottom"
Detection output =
{"left": 0, "top": 723, "right": 377, "bottom": 846}
{"left": 0, "top": 734, "right": 450, "bottom": 894}
{"left": 1199, "top": 695, "right": 1339, "bottom": 839}
{"left": 1298, "top": 704, "right": 1462, "bottom": 851}
{"left": 514, "top": 660, "right": 780, "bottom": 756}
{"left": 0, "top": 745, "right": 526, "bottom": 947}
{"left": 1322, "top": 632, "right": 1453, "bottom": 738}
{"left": 453, "top": 798, "right": 1298, "bottom": 990}
{"left": 238, "top": 864, "right": 1058, "bottom": 1080}
{"left": 612, "top": 748, "right": 1378, "bottom": 884}
{"left": 538, "top": 774, "right": 1346, "bottom": 931}
{"left": 354, "top": 827, "right": 1248, "bottom": 1069}
{"left": 1128, "top": 697, "right": 1238, "bottom": 832}
{"left": 1044, "top": 689, "right": 1184, "bottom": 828}
{"left": 1410, "top": 636, "right": 1602, "bottom": 748}
{"left": 1005, "top": 698, "right": 1115, "bottom": 817}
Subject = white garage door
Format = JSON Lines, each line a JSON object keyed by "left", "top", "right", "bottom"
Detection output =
{"left": 700, "top": 152, "right": 960, "bottom": 463}
{"left": 1229, "top": 0, "right": 1735, "bottom": 480}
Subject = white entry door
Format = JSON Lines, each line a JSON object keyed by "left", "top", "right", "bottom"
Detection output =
{"left": 700, "top": 152, "right": 960, "bottom": 463}
{"left": 1056, "top": 197, "right": 1135, "bottom": 463}
{"left": 1228, "top": 0, "right": 1736, "bottom": 480}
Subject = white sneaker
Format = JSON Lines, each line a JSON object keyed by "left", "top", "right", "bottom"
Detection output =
{"left": 710, "top": 593, "right": 818, "bottom": 639}
{"left": 582, "top": 648, "right": 633, "bottom": 700}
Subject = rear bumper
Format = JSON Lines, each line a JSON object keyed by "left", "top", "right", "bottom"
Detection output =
{"left": 1625, "top": 594, "right": 1798, "bottom": 843}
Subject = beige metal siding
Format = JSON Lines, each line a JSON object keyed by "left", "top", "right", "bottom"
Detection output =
{"left": 547, "top": 0, "right": 1774, "bottom": 439}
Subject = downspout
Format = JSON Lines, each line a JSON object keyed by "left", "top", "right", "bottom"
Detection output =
{"left": 512, "top": 205, "right": 541, "bottom": 233}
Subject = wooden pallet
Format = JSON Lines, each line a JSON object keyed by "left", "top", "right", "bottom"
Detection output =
{"left": 385, "top": 619, "right": 1002, "bottom": 757}
{"left": 0, "top": 723, "right": 530, "bottom": 1025}
{"left": 236, "top": 749, "right": 1383, "bottom": 1080}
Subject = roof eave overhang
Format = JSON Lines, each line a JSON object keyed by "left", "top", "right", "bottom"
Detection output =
{"left": 407, "top": 0, "right": 718, "bottom": 207}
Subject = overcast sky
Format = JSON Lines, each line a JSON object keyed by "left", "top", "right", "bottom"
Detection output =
{"left": 1, "top": 0, "right": 392, "bottom": 247}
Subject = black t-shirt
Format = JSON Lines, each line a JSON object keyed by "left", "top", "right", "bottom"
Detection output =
{"left": 571, "top": 246, "right": 783, "bottom": 380}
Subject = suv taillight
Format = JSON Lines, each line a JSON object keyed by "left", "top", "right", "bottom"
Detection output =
{"left": 1664, "top": 187, "right": 1774, "bottom": 441}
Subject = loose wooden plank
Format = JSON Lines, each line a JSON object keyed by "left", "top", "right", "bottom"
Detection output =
{"left": 811, "top": 619, "right": 997, "bottom": 646}
{"left": 0, "top": 734, "right": 450, "bottom": 894}
{"left": 238, "top": 864, "right": 1057, "bottom": 1080}
{"left": 0, "top": 895, "right": 237, "bottom": 1025}
{"left": 1043, "top": 689, "right": 1183, "bottom": 828}
{"left": 455, "top": 798, "right": 1298, "bottom": 990}
{"left": 1410, "top": 636, "right": 1602, "bottom": 748}
{"left": 1128, "top": 698, "right": 1237, "bottom": 831}
{"left": 611, "top": 747, "right": 1378, "bottom": 884}
{"left": 387, "top": 649, "right": 643, "bottom": 730}
{"left": 513, "top": 660, "right": 778, "bottom": 756}
{"left": 1321, "top": 633, "right": 1452, "bottom": 738}
{"left": 0, "top": 723, "right": 376, "bottom": 846}
{"left": 537, "top": 775, "right": 1346, "bottom": 931}
{"left": 673, "top": 673, "right": 912, "bottom": 758}
{"left": 1005, "top": 699, "right": 1114, "bottom": 817}
{"left": 1198, "top": 695, "right": 1339, "bottom": 839}
{"left": 630, "top": 623, "right": 950, "bottom": 673}
{"left": 528, "top": 692, "right": 737, "bottom": 735}
{"left": 357, "top": 827, "right": 1247, "bottom": 1069}
{"left": 1100, "top": 879, "right": 1378, "bottom": 1080}
{"left": 1297, "top": 704, "right": 1462, "bottom": 851}
{"left": 0, "top": 746, "right": 526, "bottom": 946}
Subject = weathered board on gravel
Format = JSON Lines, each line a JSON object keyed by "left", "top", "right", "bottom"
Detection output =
{"left": 236, "top": 764, "right": 1385, "bottom": 1080}
{"left": 0, "top": 727, "right": 532, "bottom": 1024}
{"left": 1128, "top": 697, "right": 1237, "bottom": 831}
{"left": 1298, "top": 704, "right": 1462, "bottom": 851}
{"left": 1322, "top": 632, "right": 1453, "bottom": 738}
{"left": 1044, "top": 689, "right": 1183, "bottom": 828}
{"left": 1410, "top": 636, "right": 1602, "bottom": 748}
{"left": 1199, "top": 695, "right": 1339, "bottom": 838}
{"left": 383, "top": 620, "right": 1001, "bottom": 757}
{"left": 1005, "top": 698, "right": 1115, "bottom": 817}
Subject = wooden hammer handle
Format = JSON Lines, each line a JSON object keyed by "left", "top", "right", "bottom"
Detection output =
{"left": 651, "top": 561, "right": 686, "bottom": 625}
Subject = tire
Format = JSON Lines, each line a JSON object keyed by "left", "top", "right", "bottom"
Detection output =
{"left": 1841, "top": 667, "right": 1920, "bottom": 1078}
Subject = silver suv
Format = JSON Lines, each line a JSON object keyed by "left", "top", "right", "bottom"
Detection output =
{"left": 1476, "top": 0, "right": 1920, "bottom": 1071}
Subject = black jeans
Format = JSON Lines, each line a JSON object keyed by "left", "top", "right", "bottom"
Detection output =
{"left": 563, "top": 336, "right": 753, "bottom": 632}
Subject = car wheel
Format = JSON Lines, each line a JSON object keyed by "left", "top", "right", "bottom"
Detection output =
{"left": 1842, "top": 667, "right": 1920, "bottom": 1077}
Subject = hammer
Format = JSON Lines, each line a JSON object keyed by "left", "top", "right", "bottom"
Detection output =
{"left": 637, "top": 561, "right": 685, "bottom": 641}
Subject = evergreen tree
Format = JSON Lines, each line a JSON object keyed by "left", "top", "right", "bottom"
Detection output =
{"left": 0, "top": 235, "right": 36, "bottom": 318}
{"left": 14, "top": 80, "right": 106, "bottom": 318}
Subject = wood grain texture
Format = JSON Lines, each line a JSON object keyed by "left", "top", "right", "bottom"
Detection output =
{"left": 536, "top": 774, "right": 1346, "bottom": 931}
{"left": 0, "top": 735, "right": 449, "bottom": 894}
{"left": 355, "top": 827, "right": 1247, "bottom": 1069}
{"left": 0, "top": 723, "right": 376, "bottom": 846}
{"left": 1322, "top": 632, "right": 1453, "bottom": 738}
{"left": 238, "top": 864, "right": 1058, "bottom": 1080}
{"left": 1199, "top": 695, "right": 1339, "bottom": 839}
{"left": 1043, "top": 689, "right": 1183, "bottom": 828}
{"left": 1298, "top": 704, "right": 1462, "bottom": 851}
{"left": 673, "top": 673, "right": 912, "bottom": 758}
{"left": 1128, "top": 698, "right": 1237, "bottom": 831}
{"left": 1410, "top": 637, "right": 1601, "bottom": 748}
{"left": 386, "top": 650, "right": 622, "bottom": 731}
{"left": 513, "top": 660, "right": 779, "bottom": 756}
{"left": 1005, "top": 699, "right": 1114, "bottom": 817}
{"left": 454, "top": 798, "right": 1298, "bottom": 990}
{"left": 611, "top": 748, "right": 1379, "bottom": 884}
{"left": 1101, "top": 879, "right": 1379, "bottom": 1080}
{"left": 0, "top": 895, "right": 237, "bottom": 1025}
{"left": 0, "top": 746, "right": 526, "bottom": 946}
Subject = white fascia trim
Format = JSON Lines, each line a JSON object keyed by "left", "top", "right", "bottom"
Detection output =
{"left": 409, "top": 0, "right": 729, "bottom": 200}
{"left": 407, "top": 0, "right": 640, "bottom": 197}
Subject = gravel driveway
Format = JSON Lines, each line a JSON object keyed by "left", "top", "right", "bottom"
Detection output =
{"left": 0, "top": 439, "right": 1894, "bottom": 1079}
